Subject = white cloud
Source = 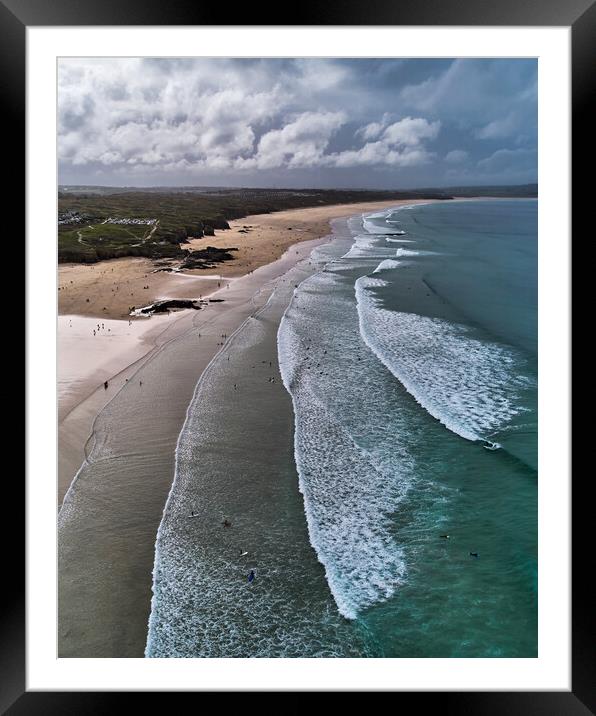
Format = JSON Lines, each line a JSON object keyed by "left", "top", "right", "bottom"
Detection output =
{"left": 355, "top": 113, "right": 391, "bottom": 142}
{"left": 357, "top": 121, "right": 385, "bottom": 142}
{"left": 58, "top": 59, "right": 444, "bottom": 174}
{"left": 246, "top": 111, "right": 346, "bottom": 169}
{"left": 58, "top": 58, "right": 535, "bottom": 185}
{"left": 328, "top": 117, "right": 439, "bottom": 168}
{"left": 57, "top": 59, "right": 284, "bottom": 171}
{"left": 381, "top": 117, "right": 440, "bottom": 147}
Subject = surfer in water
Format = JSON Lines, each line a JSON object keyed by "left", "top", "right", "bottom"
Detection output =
{"left": 248, "top": 570, "right": 255, "bottom": 583}
{"left": 469, "top": 552, "right": 479, "bottom": 558}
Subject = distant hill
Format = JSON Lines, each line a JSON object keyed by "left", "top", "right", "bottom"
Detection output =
{"left": 58, "top": 183, "right": 537, "bottom": 199}
{"left": 414, "top": 184, "right": 537, "bottom": 198}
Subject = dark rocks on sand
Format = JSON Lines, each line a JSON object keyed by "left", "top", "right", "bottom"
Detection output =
{"left": 180, "top": 246, "right": 239, "bottom": 270}
{"left": 140, "top": 299, "right": 202, "bottom": 314}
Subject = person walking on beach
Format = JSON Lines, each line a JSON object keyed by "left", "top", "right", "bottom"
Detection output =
{"left": 104, "top": 381, "right": 108, "bottom": 390}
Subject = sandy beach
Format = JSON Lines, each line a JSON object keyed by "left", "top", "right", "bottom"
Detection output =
{"left": 58, "top": 199, "right": 431, "bottom": 321}
{"left": 58, "top": 199, "right": 432, "bottom": 504}
{"left": 57, "top": 199, "right": 438, "bottom": 657}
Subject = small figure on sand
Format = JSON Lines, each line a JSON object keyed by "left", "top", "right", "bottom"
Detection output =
{"left": 248, "top": 570, "right": 255, "bottom": 583}
{"left": 104, "top": 381, "right": 108, "bottom": 390}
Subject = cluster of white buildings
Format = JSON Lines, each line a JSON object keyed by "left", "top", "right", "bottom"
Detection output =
{"left": 102, "top": 217, "right": 157, "bottom": 225}
{"left": 58, "top": 211, "right": 84, "bottom": 225}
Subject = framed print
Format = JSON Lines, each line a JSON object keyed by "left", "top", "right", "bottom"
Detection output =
{"left": 9, "top": 0, "right": 589, "bottom": 708}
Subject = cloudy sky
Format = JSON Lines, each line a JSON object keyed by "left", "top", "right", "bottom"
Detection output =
{"left": 58, "top": 58, "right": 537, "bottom": 189}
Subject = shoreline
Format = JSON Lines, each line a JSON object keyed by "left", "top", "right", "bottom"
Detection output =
{"left": 58, "top": 230, "right": 334, "bottom": 656}
{"left": 146, "top": 216, "right": 369, "bottom": 656}
{"left": 57, "top": 198, "right": 443, "bottom": 657}
{"left": 57, "top": 198, "right": 435, "bottom": 504}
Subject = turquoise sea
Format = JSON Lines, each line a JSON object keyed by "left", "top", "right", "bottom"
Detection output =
{"left": 147, "top": 199, "right": 537, "bottom": 657}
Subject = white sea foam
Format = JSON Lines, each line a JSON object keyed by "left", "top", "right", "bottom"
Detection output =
{"left": 386, "top": 237, "right": 414, "bottom": 243}
{"left": 394, "top": 248, "right": 438, "bottom": 258}
{"left": 355, "top": 275, "right": 532, "bottom": 442}
{"left": 362, "top": 209, "right": 408, "bottom": 236}
{"left": 342, "top": 235, "right": 395, "bottom": 260}
{"left": 278, "top": 271, "right": 414, "bottom": 620}
{"left": 362, "top": 220, "right": 407, "bottom": 236}
{"left": 373, "top": 259, "right": 402, "bottom": 273}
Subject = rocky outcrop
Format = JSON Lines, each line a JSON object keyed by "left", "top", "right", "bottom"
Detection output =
{"left": 180, "top": 246, "right": 239, "bottom": 270}
{"left": 139, "top": 299, "right": 202, "bottom": 315}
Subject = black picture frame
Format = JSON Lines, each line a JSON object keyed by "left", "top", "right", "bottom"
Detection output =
{"left": 9, "top": 0, "right": 589, "bottom": 709}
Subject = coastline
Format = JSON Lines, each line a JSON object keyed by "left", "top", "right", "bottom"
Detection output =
{"left": 58, "top": 198, "right": 433, "bottom": 504}
{"left": 58, "top": 198, "right": 433, "bottom": 321}
{"left": 59, "top": 233, "right": 329, "bottom": 656}
{"left": 58, "top": 196, "right": 537, "bottom": 658}
{"left": 59, "top": 200, "right": 430, "bottom": 657}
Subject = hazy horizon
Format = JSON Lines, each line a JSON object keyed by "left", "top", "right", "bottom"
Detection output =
{"left": 59, "top": 181, "right": 538, "bottom": 191}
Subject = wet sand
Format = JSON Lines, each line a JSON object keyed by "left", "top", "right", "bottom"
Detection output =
{"left": 58, "top": 310, "right": 201, "bottom": 504}
{"left": 146, "top": 218, "right": 370, "bottom": 657}
{"left": 58, "top": 236, "right": 328, "bottom": 657}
